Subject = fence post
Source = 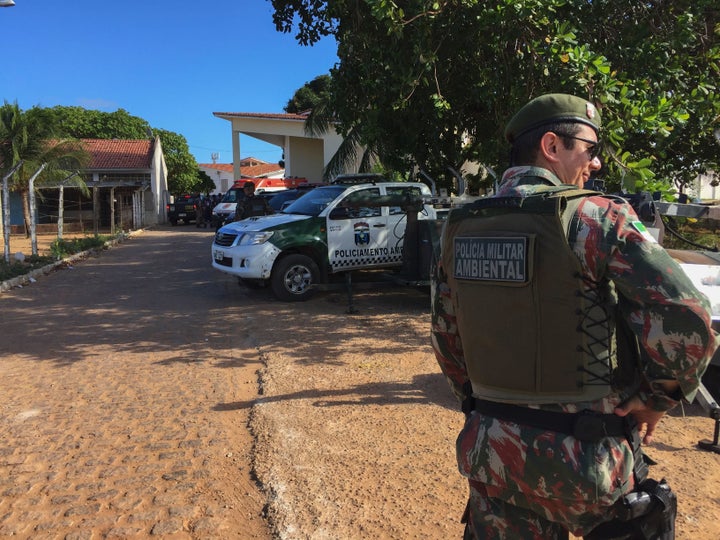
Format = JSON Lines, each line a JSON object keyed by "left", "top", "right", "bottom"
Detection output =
{"left": 2, "top": 160, "right": 23, "bottom": 263}
{"left": 28, "top": 163, "right": 47, "bottom": 257}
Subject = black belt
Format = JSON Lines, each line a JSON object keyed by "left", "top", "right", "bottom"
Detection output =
{"left": 473, "top": 399, "right": 633, "bottom": 442}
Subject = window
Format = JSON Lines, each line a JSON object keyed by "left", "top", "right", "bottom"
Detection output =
{"left": 386, "top": 185, "right": 423, "bottom": 215}
{"left": 335, "top": 188, "right": 382, "bottom": 219}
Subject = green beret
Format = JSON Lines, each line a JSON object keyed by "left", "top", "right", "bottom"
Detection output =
{"left": 504, "top": 93, "right": 601, "bottom": 143}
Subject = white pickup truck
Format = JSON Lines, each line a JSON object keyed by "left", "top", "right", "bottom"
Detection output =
{"left": 211, "top": 179, "right": 438, "bottom": 300}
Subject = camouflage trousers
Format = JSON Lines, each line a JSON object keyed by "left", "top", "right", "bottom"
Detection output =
{"left": 463, "top": 480, "right": 570, "bottom": 540}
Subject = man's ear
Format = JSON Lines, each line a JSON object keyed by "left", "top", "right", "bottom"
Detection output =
{"left": 539, "top": 132, "right": 562, "bottom": 163}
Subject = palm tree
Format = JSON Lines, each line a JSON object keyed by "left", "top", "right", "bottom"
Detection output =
{"left": 303, "top": 96, "right": 379, "bottom": 181}
{"left": 0, "top": 101, "right": 90, "bottom": 243}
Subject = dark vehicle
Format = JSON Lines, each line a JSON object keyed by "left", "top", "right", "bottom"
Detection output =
{"left": 166, "top": 195, "right": 200, "bottom": 226}
{"left": 216, "top": 192, "right": 277, "bottom": 228}
{"left": 267, "top": 184, "right": 324, "bottom": 212}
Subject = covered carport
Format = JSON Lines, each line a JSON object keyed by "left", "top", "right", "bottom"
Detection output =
{"left": 212, "top": 111, "right": 355, "bottom": 182}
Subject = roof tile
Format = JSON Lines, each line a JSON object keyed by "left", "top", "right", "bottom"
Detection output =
{"left": 82, "top": 139, "right": 154, "bottom": 169}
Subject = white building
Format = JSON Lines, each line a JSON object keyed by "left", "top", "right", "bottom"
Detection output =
{"left": 212, "top": 111, "right": 358, "bottom": 183}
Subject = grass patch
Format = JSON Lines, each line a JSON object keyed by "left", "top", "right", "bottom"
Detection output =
{"left": 0, "top": 234, "right": 112, "bottom": 282}
{"left": 0, "top": 254, "right": 56, "bottom": 282}
{"left": 662, "top": 217, "right": 720, "bottom": 251}
{"left": 49, "top": 235, "right": 111, "bottom": 259}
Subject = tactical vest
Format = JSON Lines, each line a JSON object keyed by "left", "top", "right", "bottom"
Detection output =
{"left": 242, "top": 197, "right": 269, "bottom": 218}
{"left": 442, "top": 186, "right": 618, "bottom": 404}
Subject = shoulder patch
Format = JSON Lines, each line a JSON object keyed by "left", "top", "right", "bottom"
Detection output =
{"left": 631, "top": 220, "right": 658, "bottom": 243}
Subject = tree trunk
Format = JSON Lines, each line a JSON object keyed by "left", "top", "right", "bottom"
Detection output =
{"left": 21, "top": 189, "right": 31, "bottom": 238}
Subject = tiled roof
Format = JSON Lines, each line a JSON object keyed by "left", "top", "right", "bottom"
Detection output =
{"left": 243, "top": 163, "right": 285, "bottom": 178}
{"left": 199, "top": 161, "right": 285, "bottom": 179}
{"left": 199, "top": 163, "right": 234, "bottom": 173}
{"left": 81, "top": 139, "right": 154, "bottom": 169}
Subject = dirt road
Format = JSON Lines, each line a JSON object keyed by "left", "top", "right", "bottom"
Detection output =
{"left": 0, "top": 227, "right": 271, "bottom": 538}
{"left": 1, "top": 226, "right": 719, "bottom": 539}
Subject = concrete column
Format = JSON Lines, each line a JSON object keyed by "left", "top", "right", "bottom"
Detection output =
{"left": 232, "top": 131, "right": 241, "bottom": 181}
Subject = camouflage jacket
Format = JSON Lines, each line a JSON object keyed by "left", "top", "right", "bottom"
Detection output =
{"left": 235, "top": 195, "right": 273, "bottom": 220}
{"left": 431, "top": 166, "right": 717, "bottom": 534}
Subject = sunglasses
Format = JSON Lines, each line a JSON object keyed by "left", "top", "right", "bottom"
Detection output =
{"left": 562, "top": 134, "right": 602, "bottom": 160}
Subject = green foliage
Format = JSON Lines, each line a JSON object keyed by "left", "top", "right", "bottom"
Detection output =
{"left": 285, "top": 75, "right": 332, "bottom": 113}
{"left": 0, "top": 101, "right": 92, "bottom": 231}
{"left": 49, "top": 235, "right": 111, "bottom": 260}
{"left": 154, "top": 128, "right": 199, "bottom": 195}
{"left": 192, "top": 170, "right": 216, "bottom": 194}
{"left": 36, "top": 106, "right": 199, "bottom": 195}
{"left": 39, "top": 106, "right": 151, "bottom": 139}
{"left": 0, "top": 234, "right": 114, "bottom": 282}
{"left": 0, "top": 254, "right": 55, "bottom": 282}
{"left": 662, "top": 217, "right": 720, "bottom": 251}
{"left": 271, "top": 0, "right": 720, "bottom": 193}
{"left": 631, "top": 178, "right": 677, "bottom": 202}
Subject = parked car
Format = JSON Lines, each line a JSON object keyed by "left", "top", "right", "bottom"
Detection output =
{"left": 166, "top": 194, "right": 200, "bottom": 226}
{"left": 211, "top": 179, "right": 437, "bottom": 301}
{"left": 267, "top": 184, "right": 323, "bottom": 211}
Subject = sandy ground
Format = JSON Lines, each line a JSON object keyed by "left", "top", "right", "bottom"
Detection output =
{"left": 3, "top": 231, "right": 112, "bottom": 259}
{"left": 2, "top": 228, "right": 720, "bottom": 539}
{"left": 244, "top": 290, "right": 720, "bottom": 540}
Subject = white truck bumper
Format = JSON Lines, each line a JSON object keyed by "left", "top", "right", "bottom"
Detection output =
{"left": 211, "top": 242, "right": 281, "bottom": 279}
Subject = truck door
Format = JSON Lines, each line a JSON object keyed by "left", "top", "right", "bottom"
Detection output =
{"left": 327, "top": 187, "right": 401, "bottom": 272}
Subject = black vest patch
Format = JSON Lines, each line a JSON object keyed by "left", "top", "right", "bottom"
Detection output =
{"left": 453, "top": 236, "right": 528, "bottom": 283}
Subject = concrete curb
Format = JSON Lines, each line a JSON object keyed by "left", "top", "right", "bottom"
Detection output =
{"left": 0, "top": 230, "right": 142, "bottom": 293}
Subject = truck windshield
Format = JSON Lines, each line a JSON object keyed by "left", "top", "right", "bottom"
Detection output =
{"left": 220, "top": 188, "right": 243, "bottom": 204}
{"left": 283, "top": 186, "right": 347, "bottom": 216}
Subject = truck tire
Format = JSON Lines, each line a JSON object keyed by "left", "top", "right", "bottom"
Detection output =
{"left": 271, "top": 254, "right": 319, "bottom": 301}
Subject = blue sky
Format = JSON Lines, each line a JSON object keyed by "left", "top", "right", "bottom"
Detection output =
{"left": 0, "top": 0, "right": 338, "bottom": 166}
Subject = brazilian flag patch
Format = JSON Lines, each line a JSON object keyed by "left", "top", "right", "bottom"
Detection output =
{"left": 631, "top": 221, "right": 658, "bottom": 243}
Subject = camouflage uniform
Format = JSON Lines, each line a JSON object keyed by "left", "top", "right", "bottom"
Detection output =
{"left": 234, "top": 194, "right": 273, "bottom": 221}
{"left": 431, "top": 165, "right": 716, "bottom": 538}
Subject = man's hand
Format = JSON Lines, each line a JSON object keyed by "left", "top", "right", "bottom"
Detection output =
{"left": 614, "top": 395, "right": 666, "bottom": 444}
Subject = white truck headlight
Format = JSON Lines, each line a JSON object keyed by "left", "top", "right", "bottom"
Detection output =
{"left": 239, "top": 231, "right": 274, "bottom": 245}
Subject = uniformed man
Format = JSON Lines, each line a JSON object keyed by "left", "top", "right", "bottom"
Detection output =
{"left": 431, "top": 93, "right": 718, "bottom": 538}
{"left": 234, "top": 181, "right": 273, "bottom": 221}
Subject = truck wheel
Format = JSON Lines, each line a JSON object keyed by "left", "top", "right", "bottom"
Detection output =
{"left": 271, "top": 254, "right": 319, "bottom": 301}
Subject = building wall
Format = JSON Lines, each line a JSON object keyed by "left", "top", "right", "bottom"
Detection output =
{"left": 150, "top": 138, "right": 169, "bottom": 225}
{"left": 693, "top": 171, "right": 719, "bottom": 202}
{"left": 221, "top": 115, "right": 361, "bottom": 182}
{"left": 198, "top": 166, "right": 234, "bottom": 195}
{"left": 286, "top": 137, "right": 325, "bottom": 181}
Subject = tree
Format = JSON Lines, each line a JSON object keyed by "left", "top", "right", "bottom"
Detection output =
{"left": 270, "top": 0, "right": 720, "bottom": 194}
{"left": 285, "top": 74, "right": 333, "bottom": 113}
{"left": 193, "top": 170, "right": 216, "bottom": 194}
{"left": 0, "top": 101, "right": 90, "bottom": 238}
{"left": 40, "top": 106, "right": 151, "bottom": 139}
{"left": 153, "top": 128, "right": 199, "bottom": 195}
